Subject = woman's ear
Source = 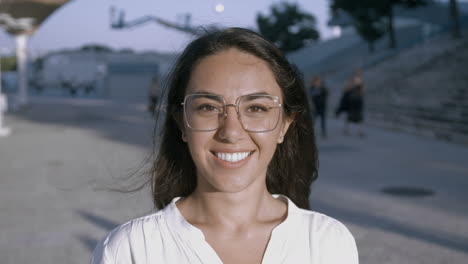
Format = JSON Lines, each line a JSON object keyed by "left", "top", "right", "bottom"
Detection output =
{"left": 278, "top": 113, "right": 296, "bottom": 144}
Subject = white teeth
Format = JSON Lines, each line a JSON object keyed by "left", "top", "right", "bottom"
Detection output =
{"left": 216, "top": 152, "right": 251, "bottom": 163}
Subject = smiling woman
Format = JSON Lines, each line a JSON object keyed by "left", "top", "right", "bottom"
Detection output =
{"left": 91, "top": 27, "right": 358, "bottom": 264}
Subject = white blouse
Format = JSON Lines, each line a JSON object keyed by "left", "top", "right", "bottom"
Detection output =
{"left": 91, "top": 195, "right": 358, "bottom": 264}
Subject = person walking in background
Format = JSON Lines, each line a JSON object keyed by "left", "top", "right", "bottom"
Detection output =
{"left": 147, "top": 76, "right": 160, "bottom": 115}
{"left": 336, "top": 69, "right": 365, "bottom": 137}
{"left": 309, "top": 75, "right": 328, "bottom": 138}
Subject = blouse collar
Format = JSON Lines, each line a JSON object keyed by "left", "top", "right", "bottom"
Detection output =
{"left": 163, "top": 194, "right": 300, "bottom": 241}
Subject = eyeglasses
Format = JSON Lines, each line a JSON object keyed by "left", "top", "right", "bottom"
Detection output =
{"left": 181, "top": 93, "right": 283, "bottom": 132}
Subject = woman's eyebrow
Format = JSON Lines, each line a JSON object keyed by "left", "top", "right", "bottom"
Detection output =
{"left": 188, "top": 91, "right": 273, "bottom": 97}
{"left": 189, "top": 90, "right": 218, "bottom": 96}
{"left": 246, "top": 92, "right": 271, "bottom": 96}
{"left": 243, "top": 92, "right": 277, "bottom": 102}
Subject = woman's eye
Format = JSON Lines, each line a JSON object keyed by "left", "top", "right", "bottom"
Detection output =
{"left": 198, "top": 104, "right": 221, "bottom": 112}
{"left": 247, "top": 105, "right": 268, "bottom": 113}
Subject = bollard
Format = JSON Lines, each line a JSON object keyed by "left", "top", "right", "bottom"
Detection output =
{"left": 0, "top": 93, "right": 11, "bottom": 137}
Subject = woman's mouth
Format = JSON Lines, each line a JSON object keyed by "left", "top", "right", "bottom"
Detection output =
{"left": 214, "top": 151, "right": 252, "bottom": 163}
{"left": 210, "top": 150, "right": 255, "bottom": 166}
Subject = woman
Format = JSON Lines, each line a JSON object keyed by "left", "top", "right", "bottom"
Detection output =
{"left": 92, "top": 28, "right": 358, "bottom": 264}
{"left": 336, "top": 69, "right": 365, "bottom": 137}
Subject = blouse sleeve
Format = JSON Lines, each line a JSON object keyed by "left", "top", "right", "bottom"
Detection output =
{"left": 90, "top": 226, "right": 132, "bottom": 264}
{"left": 317, "top": 218, "right": 359, "bottom": 264}
{"left": 90, "top": 238, "right": 109, "bottom": 264}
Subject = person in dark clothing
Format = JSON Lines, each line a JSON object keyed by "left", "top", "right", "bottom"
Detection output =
{"left": 148, "top": 76, "right": 159, "bottom": 115}
{"left": 309, "top": 75, "right": 328, "bottom": 138}
{"left": 336, "top": 69, "right": 365, "bottom": 137}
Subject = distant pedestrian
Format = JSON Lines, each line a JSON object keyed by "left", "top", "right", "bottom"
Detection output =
{"left": 61, "top": 79, "right": 77, "bottom": 97}
{"left": 84, "top": 80, "right": 96, "bottom": 96}
{"left": 309, "top": 75, "right": 328, "bottom": 138}
{"left": 336, "top": 69, "right": 365, "bottom": 137}
{"left": 148, "top": 76, "right": 159, "bottom": 115}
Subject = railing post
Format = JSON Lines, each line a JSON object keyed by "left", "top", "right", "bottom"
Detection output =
{"left": 16, "top": 34, "right": 29, "bottom": 106}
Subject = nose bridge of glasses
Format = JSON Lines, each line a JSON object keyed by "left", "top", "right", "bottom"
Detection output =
{"left": 219, "top": 103, "right": 244, "bottom": 129}
{"left": 223, "top": 103, "right": 240, "bottom": 117}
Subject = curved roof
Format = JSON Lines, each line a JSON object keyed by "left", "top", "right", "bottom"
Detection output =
{"left": 0, "top": 0, "right": 69, "bottom": 35}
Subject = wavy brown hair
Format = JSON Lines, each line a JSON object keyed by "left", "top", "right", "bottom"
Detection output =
{"left": 151, "top": 27, "right": 317, "bottom": 210}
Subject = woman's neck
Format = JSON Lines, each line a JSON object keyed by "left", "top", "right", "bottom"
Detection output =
{"left": 177, "top": 187, "right": 286, "bottom": 229}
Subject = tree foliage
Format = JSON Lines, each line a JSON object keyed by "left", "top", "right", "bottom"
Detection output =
{"left": 256, "top": 2, "right": 319, "bottom": 53}
{"left": 80, "top": 44, "right": 113, "bottom": 52}
{"left": 449, "top": 0, "right": 461, "bottom": 38}
{"left": 353, "top": 10, "right": 387, "bottom": 53}
{"left": 330, "top": 0, "right": 430, "bottom": 49}
{"left": 0, "top": 57, "right": 17, "bottom": 71}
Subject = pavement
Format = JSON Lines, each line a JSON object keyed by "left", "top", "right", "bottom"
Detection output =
{"left": 1, "top": 96, "right": 468, "bottom": 264}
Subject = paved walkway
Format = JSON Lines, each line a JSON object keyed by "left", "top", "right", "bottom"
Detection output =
{"left": 1, "top": 97, "right": 467, "bottom": 264}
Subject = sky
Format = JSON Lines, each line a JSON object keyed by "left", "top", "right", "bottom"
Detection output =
{"left": 0, "top": 0, "right": 332, "bottom": 57}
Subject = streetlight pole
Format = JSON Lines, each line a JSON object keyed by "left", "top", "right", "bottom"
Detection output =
{"left": 0, "top": 13, "right": 34, "bottom": 107}
{"left": 16, "top": 34, "right": 28, "bottom": 106}
{"left": 0, "top": 55, "right": 11, "bottom": 137}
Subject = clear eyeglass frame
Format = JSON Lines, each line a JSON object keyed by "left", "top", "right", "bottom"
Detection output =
{"left": 180, "top": 93, "right": 283, "bottom": 133}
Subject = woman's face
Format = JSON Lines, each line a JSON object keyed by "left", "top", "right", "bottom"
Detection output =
{"left": 182, "top": 48, "right": 293, "bottom": 194}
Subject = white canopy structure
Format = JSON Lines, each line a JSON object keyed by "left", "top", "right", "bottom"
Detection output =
{"left": 0, "top": 0, "right": 70, "bottom": 106}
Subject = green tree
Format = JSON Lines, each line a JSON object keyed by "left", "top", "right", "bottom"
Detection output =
{"left": 382, "top": 0, "right": 430, "bottom": 49}
{"left": 0, "top": 57, "right": 17, "bottom": 71}
{"left": 330, "top": 0, "right": 430, "bottom": 49}
{"left": 353, "top": 10, "right": 387, "bottom": 53}
{"left": 80, "top": 44, "right": 113, "bottom": 52}
{"left": 256, "top": 2, "right": 319, "bottom": 53}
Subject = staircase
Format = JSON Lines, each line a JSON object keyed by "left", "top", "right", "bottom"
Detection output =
{"left": 364, "top": 32, "right": 468, "bottom": 145}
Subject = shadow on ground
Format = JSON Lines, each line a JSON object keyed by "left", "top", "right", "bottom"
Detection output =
{"left": 8, "top": 98, "right": 158, "bottom": 150}
{"left": 314, "top": 199, "right": 468, "bottom": 254}
{"left": 76, "top": 209, "right": 120, "bottom": 252}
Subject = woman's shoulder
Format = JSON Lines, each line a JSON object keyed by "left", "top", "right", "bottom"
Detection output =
{"left": 106, "top": 210, "right": 164, "bottom": 241}
{"left": 292, "top": 208, "right": 359, "bottom": 263}
{"left": 299, "top": 209, "right": 351, "bottom": 234}
{"left": 280, "top": 196, "right": 355, "bottom": 242}
{"left": 91, "top": 210, "right": 167, "bottom": 263}
{"left": 295, "top": 208, "right": 349, "bottom": 231}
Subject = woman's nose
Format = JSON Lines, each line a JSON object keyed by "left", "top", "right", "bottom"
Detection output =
{"left": 217, "top": 105, "right": 244, "bottom": 142}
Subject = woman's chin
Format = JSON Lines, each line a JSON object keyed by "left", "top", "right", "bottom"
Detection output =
{"left": 200, "top": 174, "right": 259, "bottom": 194}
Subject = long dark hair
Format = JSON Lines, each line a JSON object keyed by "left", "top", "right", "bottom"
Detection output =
{"left": 151, "top": 27, "right": 317, "bottom": 210}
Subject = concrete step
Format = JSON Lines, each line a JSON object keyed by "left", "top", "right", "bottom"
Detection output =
{"left": 367, "top": 104, "right": 468, "bottom": 125}
{"left": 369, "top": 110, "right": 468, "bottom": 131}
